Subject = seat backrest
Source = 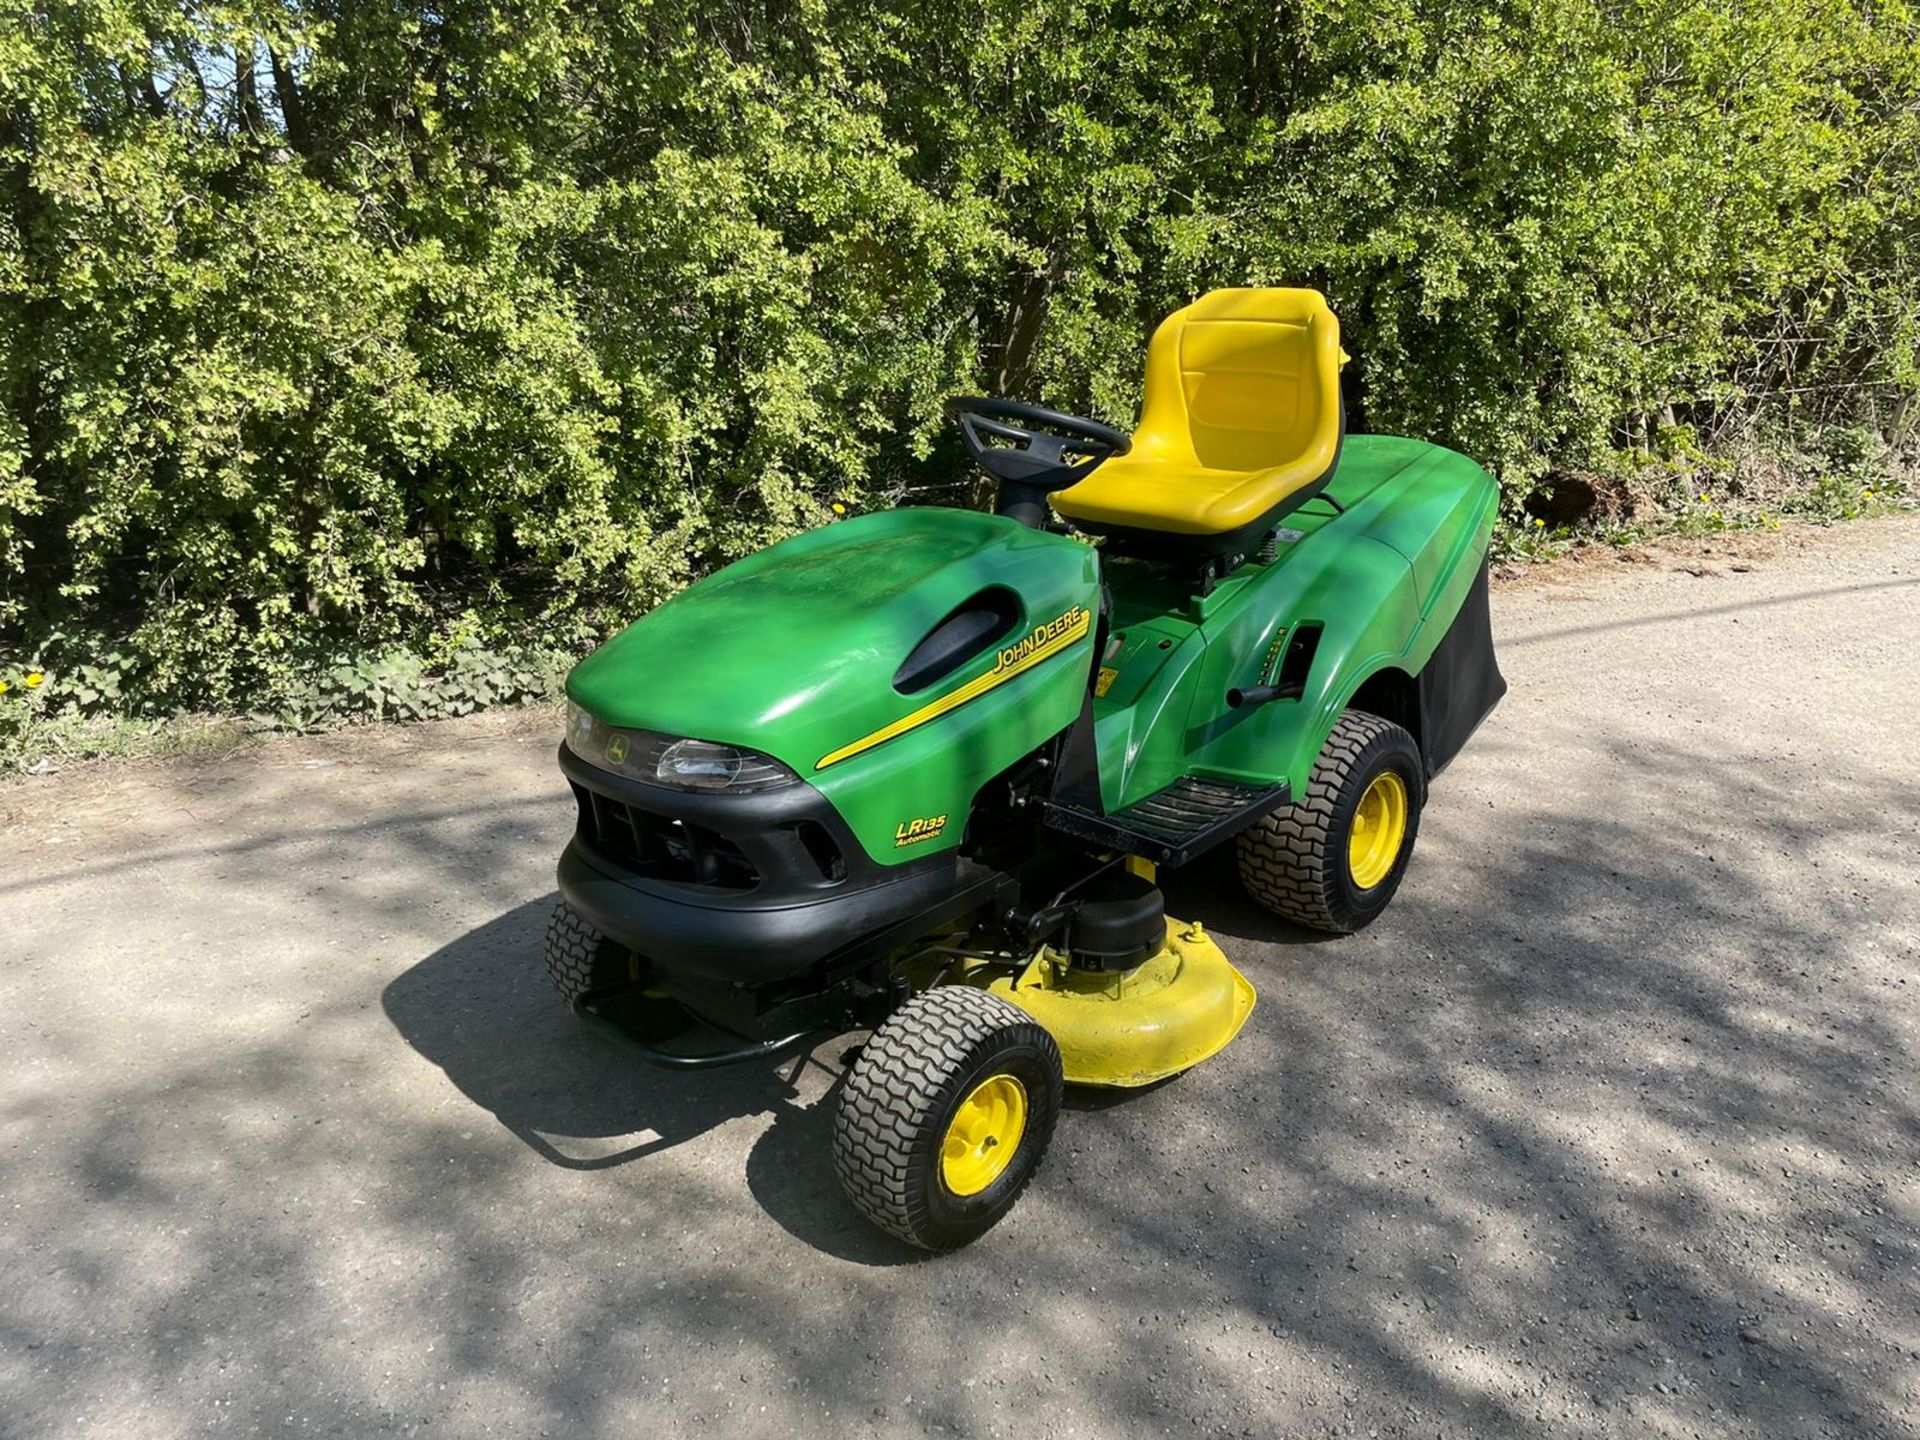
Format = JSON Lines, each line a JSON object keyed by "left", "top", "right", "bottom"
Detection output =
{"left": 1133, "top": 288, "right": 1343, "bottom": 473}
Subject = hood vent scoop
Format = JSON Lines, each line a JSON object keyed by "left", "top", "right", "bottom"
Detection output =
{"left": 893, "top": 588, "right": 1022, "bottom": 695}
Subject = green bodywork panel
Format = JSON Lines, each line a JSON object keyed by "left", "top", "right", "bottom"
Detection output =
{"left": 566, "top": 434, "right": 1495, "bottom": 867}
{"left": 566, "top": 509, "right": 1101, "bottom": 867}
{"left": 1091, "top": 435, "right": 1498, "bottom": 813}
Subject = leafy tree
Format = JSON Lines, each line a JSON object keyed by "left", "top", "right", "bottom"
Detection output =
{"left": 1, "top": 0, "right": 1915, "bottom": 719}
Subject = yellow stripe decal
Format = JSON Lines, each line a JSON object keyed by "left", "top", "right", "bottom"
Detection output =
{"left": 816, "top": 606, "right": 1091, "bottom": 771}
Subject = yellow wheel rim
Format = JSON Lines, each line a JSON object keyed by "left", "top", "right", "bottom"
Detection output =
{"left": 940, "top": 1074, "right": 1028, "bottom": 1197}
{"left": 1348, "top": 770, "right": 1408, "bottom": 890}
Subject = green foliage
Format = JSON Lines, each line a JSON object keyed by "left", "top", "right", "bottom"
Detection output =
{"left": 1489, "top": 420, "right": 1912, "bottom": 566}
{"left": 1773, "top": 425, "right": 1914, "bottom": 521}
{"left": 265, "top": 631, "right": 579, "bottom": 730}
{"left": 0, "top": 620, "right": 581, "bottom": 763}
{"left": 3, "top": 0, "right": 1917, "bottom": 731}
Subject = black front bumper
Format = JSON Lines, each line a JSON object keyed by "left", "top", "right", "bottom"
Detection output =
{"left": 555, "top": 743, "right": 970, "bottom": 987}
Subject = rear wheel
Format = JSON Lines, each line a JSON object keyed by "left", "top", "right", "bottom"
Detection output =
{"left": 834, "top": 987, "right": 1063, "bottom": 1251}
{"left": 543, "top": 899, "right": 640, "bottom": 1003}
{"left": 1237, "top": 710, "right": 1423, "bottom": 933}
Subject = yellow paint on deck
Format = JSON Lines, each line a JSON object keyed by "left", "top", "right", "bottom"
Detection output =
{"left": 988, "top": 919, "right": 1255, "bottom": 1087}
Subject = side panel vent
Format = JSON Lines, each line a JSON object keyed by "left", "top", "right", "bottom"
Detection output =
{"left": 791, "top": 820, "right": 848, "bottom": 883}
{"left": 893, "top": 588, "right": 1022, "bottom": 694}
{"left": 1274, "top": 622, "right": 1323, "bottom": 700}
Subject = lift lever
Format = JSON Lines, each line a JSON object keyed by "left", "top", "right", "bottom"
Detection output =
{"left": 1225, "top": 684, "right": 1282, "bottom": 709}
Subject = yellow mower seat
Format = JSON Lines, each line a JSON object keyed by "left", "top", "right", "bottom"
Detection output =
{"left": 1051, "top": 287, "right": 1346, "bottom": 538}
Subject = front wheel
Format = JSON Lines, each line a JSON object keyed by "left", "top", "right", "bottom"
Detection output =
{"left": 833, "top": 987, "right": 1064, "bottom": 1251}
{"left": 1237, "top": 710, "right": 1424, "bottom": 933}
{"left": 543, "top": 899, "right": 640, "bottom": 1003}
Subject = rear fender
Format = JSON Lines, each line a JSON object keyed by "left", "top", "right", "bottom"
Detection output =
{"left": 1097, "top": 438, "right": 1499, "bottom": 807}
{"left": 1184, "top": 537, "right": 1423, "bottom": 794}
{"left": 1199, "top": 450, "right": 1498, "bottom": 792}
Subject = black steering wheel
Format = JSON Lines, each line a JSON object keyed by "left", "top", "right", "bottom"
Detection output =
{"left": 945, "top": 397, "right": 1132, "bottom": 491}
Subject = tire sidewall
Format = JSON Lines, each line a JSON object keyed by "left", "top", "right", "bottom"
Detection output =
{"left": 1326, "top": 734, "right": 1424, "bottom": 925}
{"left": 544, "top": 900, "right": 640, "bottom": 1003}
{"left": 914, "top": 1027, "right": 1062, "bottom": 1248}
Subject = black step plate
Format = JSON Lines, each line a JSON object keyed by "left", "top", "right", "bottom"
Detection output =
{"left": 1042, "top": 776, "right": 1291, "bottom": 868}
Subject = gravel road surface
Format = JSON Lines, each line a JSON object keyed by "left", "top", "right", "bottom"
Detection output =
{"left": 3, "top": 517, "right": 1917, "bottom": 1439}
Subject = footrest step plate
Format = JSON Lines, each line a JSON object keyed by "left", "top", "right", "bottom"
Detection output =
{"left": 1042, "top": 776, "right": 1291, "bottom": 868}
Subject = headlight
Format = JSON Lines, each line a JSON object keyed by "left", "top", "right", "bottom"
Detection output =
{"left": 564, "top": 703, "right": 799, "bottom": 793}
{"left": 566, "top": 700, "right": 597, "bottom": 754}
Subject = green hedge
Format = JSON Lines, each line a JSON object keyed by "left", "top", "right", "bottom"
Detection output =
{"left": 3, "top": 0, "right": 1917, "bottom": 723}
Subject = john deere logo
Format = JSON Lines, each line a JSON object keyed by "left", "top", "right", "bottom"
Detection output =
{"left": 604, "top": 732, "right": 630, "bottom": 764}
{"left": 995, "top": 606, "right": 1089, "bottom": 673}
{"left": 894, "top": 814, "right": 948, "bottom": 847}
{"left": 816, "top": 602, "right": 1092, "bottom": 771}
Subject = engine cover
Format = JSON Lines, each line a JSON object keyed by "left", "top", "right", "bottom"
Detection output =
{"left": 566, "top": 509, "right": 1102, "bottom": 866}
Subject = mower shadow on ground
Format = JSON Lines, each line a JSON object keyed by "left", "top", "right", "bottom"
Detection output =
{"left": 382, "top": 895, "right": 924, "bottom": 1265}
{"left": 379, "top": 891, "right": 1211, "bottom": 1260}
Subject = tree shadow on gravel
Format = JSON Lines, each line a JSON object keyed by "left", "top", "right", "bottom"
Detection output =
{"left": 361, "top": 729, "right": 1920, "bottom": 1434}
{"left": 5, "top": 729, "right": 1916, "bottom": 1439}
{"left": 1091, "top": 728, "right": 1920, "bottom": 1439}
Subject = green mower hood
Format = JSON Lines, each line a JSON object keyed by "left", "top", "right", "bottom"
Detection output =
{"left": 567, "top": 509, "right": 1102, "bottom": 865}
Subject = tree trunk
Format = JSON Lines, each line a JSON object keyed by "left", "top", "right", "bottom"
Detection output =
{"left": 235, "top": 38, "right": 264, "bottom": 137}
{"left": 267, "top": 46, "right": 312, "bottom": 158}
{"left": 994, "top": 261, "right": 1061, "bottom": 397}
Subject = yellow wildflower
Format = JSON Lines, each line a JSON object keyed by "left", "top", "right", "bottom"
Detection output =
{"left": 24, "top": 671, "right": 43, "bottom": 688}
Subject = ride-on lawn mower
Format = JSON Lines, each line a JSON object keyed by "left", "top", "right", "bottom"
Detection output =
{"left": 547, "top": 288, "right": 1505, "bottom": 1249}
